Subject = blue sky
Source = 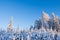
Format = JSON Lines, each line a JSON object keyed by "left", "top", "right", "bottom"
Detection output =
{"left": 0, "top": 0, "right": 60, "bottom": 30}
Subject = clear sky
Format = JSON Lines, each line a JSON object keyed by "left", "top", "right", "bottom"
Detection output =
{"left": 0, "top": 0, "right": 60, "bottom": 30}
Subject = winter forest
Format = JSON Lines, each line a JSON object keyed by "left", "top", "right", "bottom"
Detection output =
{"left": 0, "top": 11, "right": 60, "bottom": 40}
